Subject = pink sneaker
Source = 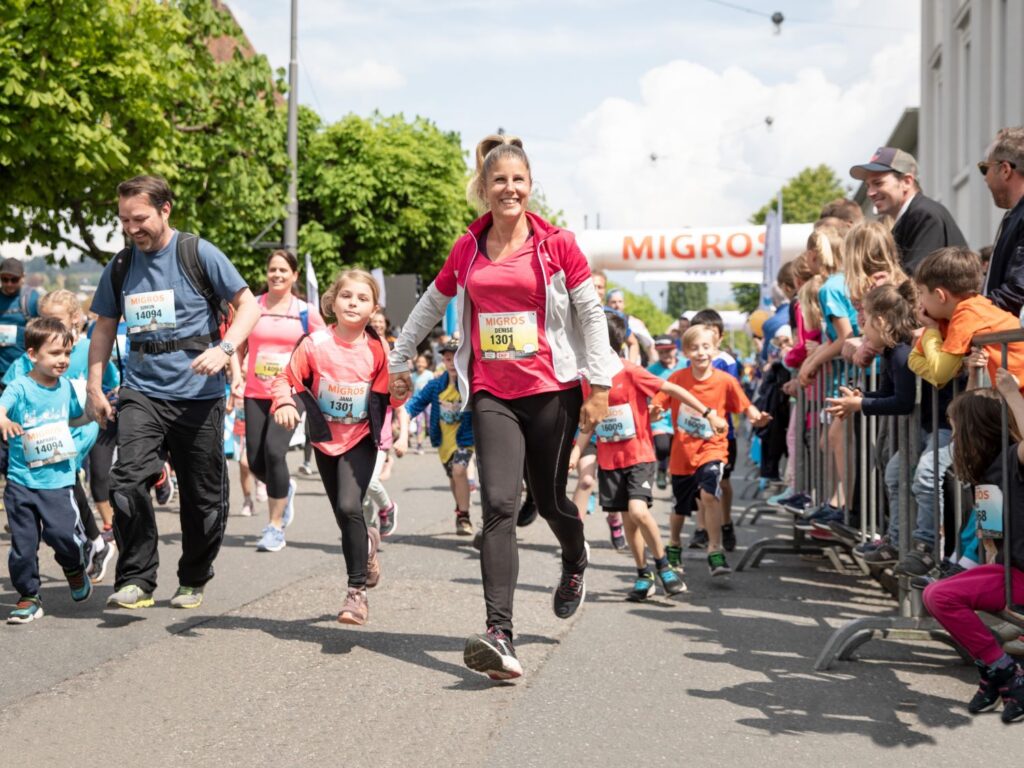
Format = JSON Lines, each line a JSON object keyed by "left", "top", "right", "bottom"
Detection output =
{"left": 338, "top": 587, "right": 368, "bottom": 625}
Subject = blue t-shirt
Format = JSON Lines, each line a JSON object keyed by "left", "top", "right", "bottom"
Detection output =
{"left": 819, "top": 273, "right": 860, "bottom": 342}
{"left": 412, "top": 370, "right": 434, "bottom": 395}
{"left": 647, "top": 358, "right": 684, "bottom": 434}
{"left": 0, "top": 287, "right": 41, "bottom": 374}
{"left": 90, "top": 232, "right": 247, "bottom": 400}
{"left": 3, "top": 338, "right": 119, "bottom": 471}
{"left": 0, "top": 376, "right": 83, "bottom": 489}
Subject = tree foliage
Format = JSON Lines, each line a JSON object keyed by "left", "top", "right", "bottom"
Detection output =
{"left": 667, "top": 282, "right": 708, "bottom": 318}
{"left": 609, "top": 282, "right": 673, "bottom": 337}
{"left": 736, "top": 164, "right": 848, "bottom": 311}
{"left": 298, "top": 111, "right": 472, "bottom": 289}
{"left": 0, "top": 0, "right": 288, "bottom": 280}
{"left": 749, "top": 164, "right": 848, "bottom": 225}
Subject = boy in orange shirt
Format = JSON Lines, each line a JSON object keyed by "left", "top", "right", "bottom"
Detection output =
{"left": 653, "top": 325, "right": 770, "bottom": 576}
{"left": 909, "top": 247, "right": 1024, "bottom": 390}
{"left": 572, "top": 313, "right": 727, "bottom": 599}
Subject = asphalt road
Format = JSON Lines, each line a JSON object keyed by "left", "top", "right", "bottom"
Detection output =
{"left": 0, "top": 447, "right": 1014, "bottom": 767}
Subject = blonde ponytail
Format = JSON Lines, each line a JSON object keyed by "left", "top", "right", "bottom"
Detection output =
{"left": 466, "top": 134, "right": 530, "bottom": 211}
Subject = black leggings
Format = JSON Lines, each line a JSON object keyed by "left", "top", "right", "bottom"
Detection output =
{"left": 314, "top": 435, "right": 377, "bottom": 588}
{"left": 654, "top": 433, "right": 672, "bottom": 471}
{"left": 245, "top": 397, "right": 303, "bottom": 499}
{"left": 89, "top": 422, "right": 117, "bottom": 503}
{"left": 473, "top": 387, "right": 586, "bottom": 636}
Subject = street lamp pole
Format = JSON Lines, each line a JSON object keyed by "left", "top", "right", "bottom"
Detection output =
{"left": 283, "top": 0, "right": 299, "bottom": 253}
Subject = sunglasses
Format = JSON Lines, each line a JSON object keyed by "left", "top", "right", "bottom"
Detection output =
{"left": 978, "top": 159, "right": 1017, "bottom": 176}
{"left": 0, "top": 276, "right": 21, "bottom": 284}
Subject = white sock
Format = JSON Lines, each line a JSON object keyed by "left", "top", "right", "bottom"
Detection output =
{"left": 92, "top": 535, "right": 105, "bottom": 553}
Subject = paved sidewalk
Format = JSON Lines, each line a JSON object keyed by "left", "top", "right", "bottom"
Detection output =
{"left": 0, "top": 449, "right": 1013, "bottom": 767}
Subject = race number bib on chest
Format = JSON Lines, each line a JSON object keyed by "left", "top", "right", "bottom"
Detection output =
{"left": 317, "top": 378, "right": 369, "bottom": 423}
{"left": 125, "top": 290, "right": 176, "bottom": 334}
{"left": 676, "top": 405, "right": 713, "bottom": 439}
{"left": 596, "top": 403, "right": 637, "bottom": 443}
{"left": 22, "top": 421, "right": 77, "bottom": 468}
{"left": 974, "top": 483, "right": 1004, "bottom": 539}
{"left": 254, "top": 351, "right": 290, "bottom": 381}
{"left": 478, "top": 311, "right": 539, "bottom": 361}
{"left": 0, "top": 324, "right": 17, "bottom": 347}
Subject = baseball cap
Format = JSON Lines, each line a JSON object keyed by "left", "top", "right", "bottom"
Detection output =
{"left": 849, "top": 147, "right": 918, "bottom": 180}
{"left": 438, "top": 340, "right": 458, "bottom": 355}
{"left": 0, "top": 257, "right": 25, "bottom": 277}
{"left": 654, "top": 334, "right": 676, "bottom": 350}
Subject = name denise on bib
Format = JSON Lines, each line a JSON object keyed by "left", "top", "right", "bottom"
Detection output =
{"left": 479, "top": 311, "right": 538, "bottom": 361}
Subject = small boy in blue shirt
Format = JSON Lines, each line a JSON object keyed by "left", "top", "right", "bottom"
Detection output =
{"left": 1, "top": 317, "right": 94, "bottom": 623}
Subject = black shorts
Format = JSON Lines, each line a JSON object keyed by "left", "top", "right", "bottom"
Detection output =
{"left": 671, "top": 461, "right": 724, "bottom": 516}
{"left": 442, "top": 447, "right": 474, "bottom": 478}
{"left": 722, "top": 438, "right": 738, "bottom": 480}
{"left": 598, "top": 462, "right": 655, "bottom": 512}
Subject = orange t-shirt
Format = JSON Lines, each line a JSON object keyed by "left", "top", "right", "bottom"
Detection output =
{"left": 652, "top": 367, "right": 750, "bottom": 476}
{"left": 933, "top": 295, "right": 1024, "bottom": 386}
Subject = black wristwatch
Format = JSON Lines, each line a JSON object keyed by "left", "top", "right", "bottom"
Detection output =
{"left": 702, "top": 407, "right": 713, "bottom": 417}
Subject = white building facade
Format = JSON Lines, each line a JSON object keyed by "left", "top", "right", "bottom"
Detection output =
{"left": 920, "top": 0, "right": 1024, "bottom": 248}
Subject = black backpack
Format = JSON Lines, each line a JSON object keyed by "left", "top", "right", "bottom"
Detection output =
{"left": 109, "top": 232, "right": 230, "bottom": 356}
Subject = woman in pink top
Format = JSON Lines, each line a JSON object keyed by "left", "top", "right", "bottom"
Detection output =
{"left": 389, "top": 135, "right": 619, "bottom": 681}
{"left": 272, "top": 270, "right": 404, "bottom": 625}
{"left": 237, "top": 251, "right": 325, "bottom": 554}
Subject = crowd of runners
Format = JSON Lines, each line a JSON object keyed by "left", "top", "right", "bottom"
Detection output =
{"left": 2, "top": 130, "right": 1024, "bottom": 720}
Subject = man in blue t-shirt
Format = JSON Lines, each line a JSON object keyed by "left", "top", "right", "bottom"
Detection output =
{"left": 86, "top": 175, "right": 260, "bottom": 611}
{"left": 0, "top": 257, "right": 42, "bottom": 377}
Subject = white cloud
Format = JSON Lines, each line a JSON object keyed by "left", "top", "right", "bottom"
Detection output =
{"left": 534, "top": 31, "right": 920, "bottom": 230}
{"left": 326, "top": 58, "right": 406, "bottom": 92}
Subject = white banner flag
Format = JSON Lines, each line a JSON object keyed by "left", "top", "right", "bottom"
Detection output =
{"left": 305, "top": 252, "right": 319, "bottom": 310}
{"left": 371, "top": 267, "right": 387, "bottom": 310}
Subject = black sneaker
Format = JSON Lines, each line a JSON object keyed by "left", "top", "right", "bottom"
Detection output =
{"left": 627, "top": 571, "right": 656, "bottom": 602}
{"left": 516, "top": 497, "right": 538, "bottom": 527}
{"left": 609, "top": 521, "right": 627, "bottom": 551}
{"left": 862, "top": 543, "right": 899, "bottom": 565}
{"left": 552, "top": 543, "right": 588, "bottom": 619}
{"left": 87, "top": 539, "right": 117, "bottom": 584}
{"left": 708, "top": 551, "right": 732, "bottom": 577}
{"left": 1002, "top": 668, "right": 1024, "bottom": 723}
{"left": 688, "top": 528, "right": 709, "bottom": 550}
{"left": 464, "top": 627, "right": 523, "bottom": 680}
{"left": 721, "top": 523, "right": 737, "bottom": 552}
{"left": 894, "top": 539, "right": 937, "bottom": 576}
{"left": 153, "top": 464, "right": 174, "bottom": 506}
{"left": 656, "top": 468, "right": 667, "bottom": 490}
{"left": 969, "top": 660, "right": 1016, "bottom": 714}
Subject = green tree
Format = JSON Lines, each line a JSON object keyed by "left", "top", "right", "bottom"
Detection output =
{"left": 0, "top": 0, "right": 288, "bottom": 282}
{"left": 667, "top": 282, "right": 708, "bottom": 318}
{"left": 749, "top": 164, "right": 848, "bottom": 226}
{"left": 608, "top": 282, "right": 673, "bottom": 337}
{"left": 298, "top": 112, "right": 472, "bottom": 288}
{"left": 735, "top": 164, "right": 848, "bottom": 310}
{"left": 731, "top": 283, "right": 761, "bottom": 314}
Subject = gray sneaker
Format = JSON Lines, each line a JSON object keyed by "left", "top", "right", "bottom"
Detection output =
{"left": 170, "top": 586, "right": 204, "bottom": 609}
{"left": 106, "top": 584, "right": 155, "bottom": 609}
{"left": 256, "top": 525, "right": 286, "bottom": 552}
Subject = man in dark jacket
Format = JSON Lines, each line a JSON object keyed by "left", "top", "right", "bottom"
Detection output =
{"left": 981, "top": 127, "right": 1024, "bottom": 317}
{"left": 850, "top": 147, "right": 966, "bottom": 272}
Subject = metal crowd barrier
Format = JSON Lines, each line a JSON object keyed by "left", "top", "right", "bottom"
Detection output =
{"left": 735, "top": 329, "right": 1024, "bottom": 669}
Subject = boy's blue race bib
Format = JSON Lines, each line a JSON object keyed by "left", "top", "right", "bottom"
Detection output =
{"left": 22, "top": 420, "right": 77, "bottom": 468}
{"left": 676, "top": 405, "right": 713, "bottom": 439}
{"left": 596, "top": 403, "right": 637, "bottom": 443}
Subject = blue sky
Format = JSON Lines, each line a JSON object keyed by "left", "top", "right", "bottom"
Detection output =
{"left": 228, "top": 0, "right": 920, "bottom": 305}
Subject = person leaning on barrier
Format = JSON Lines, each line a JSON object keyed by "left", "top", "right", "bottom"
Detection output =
{"left": 909, "top": 247, "right": 1024, "bottom": 393}
{"left": 980, "top": 127, "right": 1024, "bottom": 317}
{"left": 850, "top": 147, "right": 966, "bottom": 274}
{"left": 86, "top": 174, "right": 261, "bottom": 612}
{"left": 922, "top": 377, "right": 1024, "bottom": 724}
